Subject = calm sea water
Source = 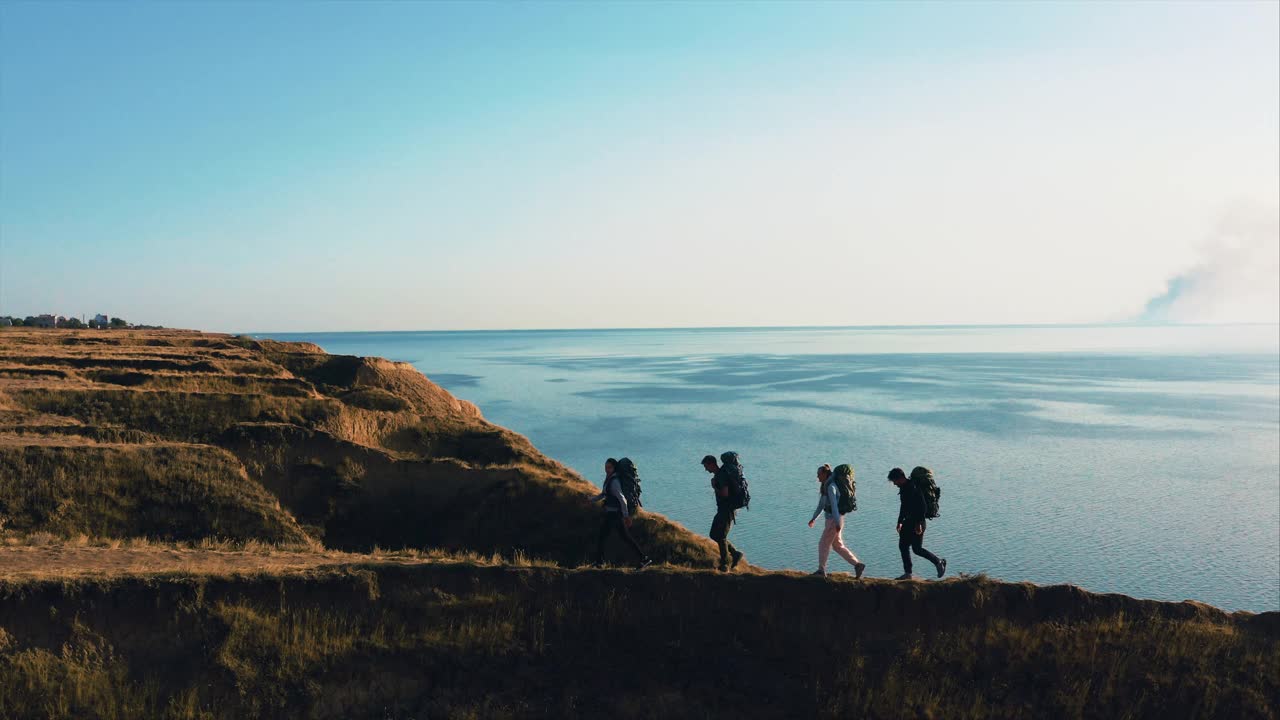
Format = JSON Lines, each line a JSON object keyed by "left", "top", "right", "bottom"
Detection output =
{"left": 260, "top": 325, "right": 1280, "bottom": 612}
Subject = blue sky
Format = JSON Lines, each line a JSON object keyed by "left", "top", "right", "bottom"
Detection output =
{"left": 1, "top": 1, "right": 1276, "bottom": 331}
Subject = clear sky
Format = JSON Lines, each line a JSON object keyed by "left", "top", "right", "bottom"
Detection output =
{"left": 1, "top": 1, "right": 1277, "bottom": 332}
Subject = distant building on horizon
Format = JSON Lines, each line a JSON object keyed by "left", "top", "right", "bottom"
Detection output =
{"left": 93, "top": 314, "right": 110, "bottom": 327}
{"left": 30, "top": 314, "right": 58, "bottom": 328}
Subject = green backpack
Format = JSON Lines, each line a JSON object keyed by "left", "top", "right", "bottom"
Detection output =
{"left": 910, "top": 466, "right": 941, "bottom": 519}
{"left": 832, "top": 464, "right": 857, "bottom": 514}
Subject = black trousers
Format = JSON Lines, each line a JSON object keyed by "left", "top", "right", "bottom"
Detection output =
{"left": 597, "top": 513, "right": 645, "bottom": 563}
{"left": 898, "top": 521, "right": 941, "bottom": 573}
{"left": 710, "top": 508, "right": 739, "bottom": 565}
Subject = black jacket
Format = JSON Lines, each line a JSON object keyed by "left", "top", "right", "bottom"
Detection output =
{"left": 898, "top": 482, "right": 927, "bottom": 526}
{"left": 711, "top": 467, "right": 733, "bottom": 511}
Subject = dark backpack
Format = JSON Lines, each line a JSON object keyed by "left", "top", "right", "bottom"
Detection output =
{"left": 720, "top": 451, "right": 750, "bottom": 510}
{"left": 832, "top": 463, "right": 857, "bottom": 514}
{"left": 910, "top": 466, "right": 940, "bottom": 519}
{"left": 615, "top": 457, "right": 642, "bottom": 512}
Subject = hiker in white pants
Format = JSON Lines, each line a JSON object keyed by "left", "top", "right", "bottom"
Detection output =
{"left": 808, "top": 464, "right": 866, "bottom": 578}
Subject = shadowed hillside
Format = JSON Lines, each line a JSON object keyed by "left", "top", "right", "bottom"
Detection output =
{"left": 0, "top": 329, "right": 718, "bottom": 566}
{"left": 0, "top": 543, "right": 1275, "bottom": 720}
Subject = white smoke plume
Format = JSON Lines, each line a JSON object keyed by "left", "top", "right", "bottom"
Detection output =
{"left": 1140, "top": 206, "right": 1280, "bottom": 324}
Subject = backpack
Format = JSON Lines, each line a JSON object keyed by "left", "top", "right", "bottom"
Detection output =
{"left": 910, "top": 466, "right": 940, "bottom": 519}
{"left": 720, "top": 451, "right": 750, "bottom": 510}
{"left": 832, "top": 464, "right": 857, "bottom": 514}
{"left": 615, "top": 457, "right": 642, "bottom": 512}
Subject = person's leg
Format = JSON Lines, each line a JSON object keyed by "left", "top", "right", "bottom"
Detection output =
{"left": 818, "top": 516, "right": 840, "bottom": 572}
{"left": 911, "top": 533, "right": 942, "bottom": 569}
{"left": 710, "top": 511, "right": 730, "bottom": 567}
{"left": 898, "top": 530, "right": 913, "bottom": 575}
{"left": 596, "top": 514, "right": 614, "bottom": 564}
{"left": 722, "top": 510, "right": 742, "bottom": 565}
{"left": 829, "top": 519, "right": 861, "bottom": 566}
{"left": 615, "top": 517, "right": 647, "bottom": 561}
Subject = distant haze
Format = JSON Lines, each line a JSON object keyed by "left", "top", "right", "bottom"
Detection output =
{"left": 1139, "top": 205, "right": 1280, "bottom": 324}
{"left": 1, "top": 2, "right": 1277, "bottom": 331}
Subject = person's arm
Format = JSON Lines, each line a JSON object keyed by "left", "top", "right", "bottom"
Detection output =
{"left": 908, "top": 486, "right": 925, "bottom": 531}
{"left": 826, "top": 482, "right": 841, "bottom": 519}
{"left": 607, "top": 478, "right": 629, "bottom": 519}
{"left": 809, "top": 493, "right": 824, "bottom": 525}
{"left": 713, "top": 470, "right": 730, "bottom": 498}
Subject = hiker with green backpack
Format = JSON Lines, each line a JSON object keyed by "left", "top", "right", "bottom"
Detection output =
{"left": 807, "top": 463, "right": 866, "bottom": 578}
{"left": 888, "top": 466, "right": 946, "bottom": 580}
{"left": 702, "top": 452, "right": 748, "bottom": 571}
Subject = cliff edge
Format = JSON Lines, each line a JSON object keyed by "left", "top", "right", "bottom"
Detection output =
{"left": 0, "top": 328, "right": 717, "bottom": 565}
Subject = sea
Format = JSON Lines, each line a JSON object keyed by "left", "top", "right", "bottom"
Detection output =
{"left": 258, "top": 325, "right": 1280, "bottom": 613}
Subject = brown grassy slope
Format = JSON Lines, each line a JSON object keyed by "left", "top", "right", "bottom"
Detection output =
{"left": 0, "top": 541, "right": 454, "bottom": 578}
{"left": 0, "top": 329, "right": 719, "bottom": 566}
{"left": 0, "top": 444, "right": 310, "bottom": 544}
{"left": 215, "top": 421, "right": 715, "bottom": 563}
{"left": 0, "top": 546, "right": 1275, "bottom": 720}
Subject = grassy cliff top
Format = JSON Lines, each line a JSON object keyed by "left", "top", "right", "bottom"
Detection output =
{"left": 0, "top": 539, "right": 1275, "bottom": 720}
{"left": 0, "top": 328, "right": 719, "bottom": 567}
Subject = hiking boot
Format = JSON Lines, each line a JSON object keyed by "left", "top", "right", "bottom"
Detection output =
{"left": 717, "top": 562, "right": 729, "bottom": 572}
{"left": 812, "top": 569, "right": 827, "bottom": 577}
{"left": 854, "top": 562, "right": 866, "bottom": 579}
{"left": 637, "top": 558, "right": 653, "bottom": 570}
{"left": 730, "top": 550, "right": 744, "bottom": 570}
{"left": 896, "top": 572, "right": 915, "bottom": 580}
{"left": 936, "top": 558, "right": 947, "bottom": 578}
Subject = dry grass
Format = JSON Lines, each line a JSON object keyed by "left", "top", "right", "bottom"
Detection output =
{"left": 0, "top": 555, "right": 1274, "bottom": 720}
{"left": 0, "top": 329, "right": 721, "bottom": 568}
{"left": 0, "top": 444, "right": 311, "bottom": 544}
{"left": 0, "top": 539, "right": 560, "bottom": 580}
{"left": 80, "top": 370, "right": 317, "bottom": 398}
{"left": 9, "top": 387, "right": 346, "bottom": 442}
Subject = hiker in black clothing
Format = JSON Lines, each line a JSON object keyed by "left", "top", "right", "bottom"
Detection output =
{"left": 889, "top": 467, "right": 946, "bottom": 580}
{"left": 702, "top": 454, "right": 744, "bottom": 571}
{"left": 593, "top": 458, "right": 652, "bottom": 569}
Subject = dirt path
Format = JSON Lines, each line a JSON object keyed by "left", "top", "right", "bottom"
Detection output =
{"left": 0, "top": 545, "right": 439, "bottom": 580}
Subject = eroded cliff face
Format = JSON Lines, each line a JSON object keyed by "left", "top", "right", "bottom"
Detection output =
{"left": 0, "top": 329, "right": 719, "bottom": 566}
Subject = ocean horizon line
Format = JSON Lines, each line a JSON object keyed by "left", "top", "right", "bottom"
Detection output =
{"left": 242, "top": 320, "right": 1280, "bottom": 337}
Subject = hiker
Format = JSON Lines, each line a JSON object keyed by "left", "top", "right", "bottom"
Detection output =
{"left": 807, "top": 463, "right": 865, "bottom": 578}
{"left": 702, "top": 454, "right": 744, "bottom": 571}
{"left": 888, "top": 467, "right": 946, "bottom": 579}
{"left": 593, "top": 458, "right": 651, "bottom": 569}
